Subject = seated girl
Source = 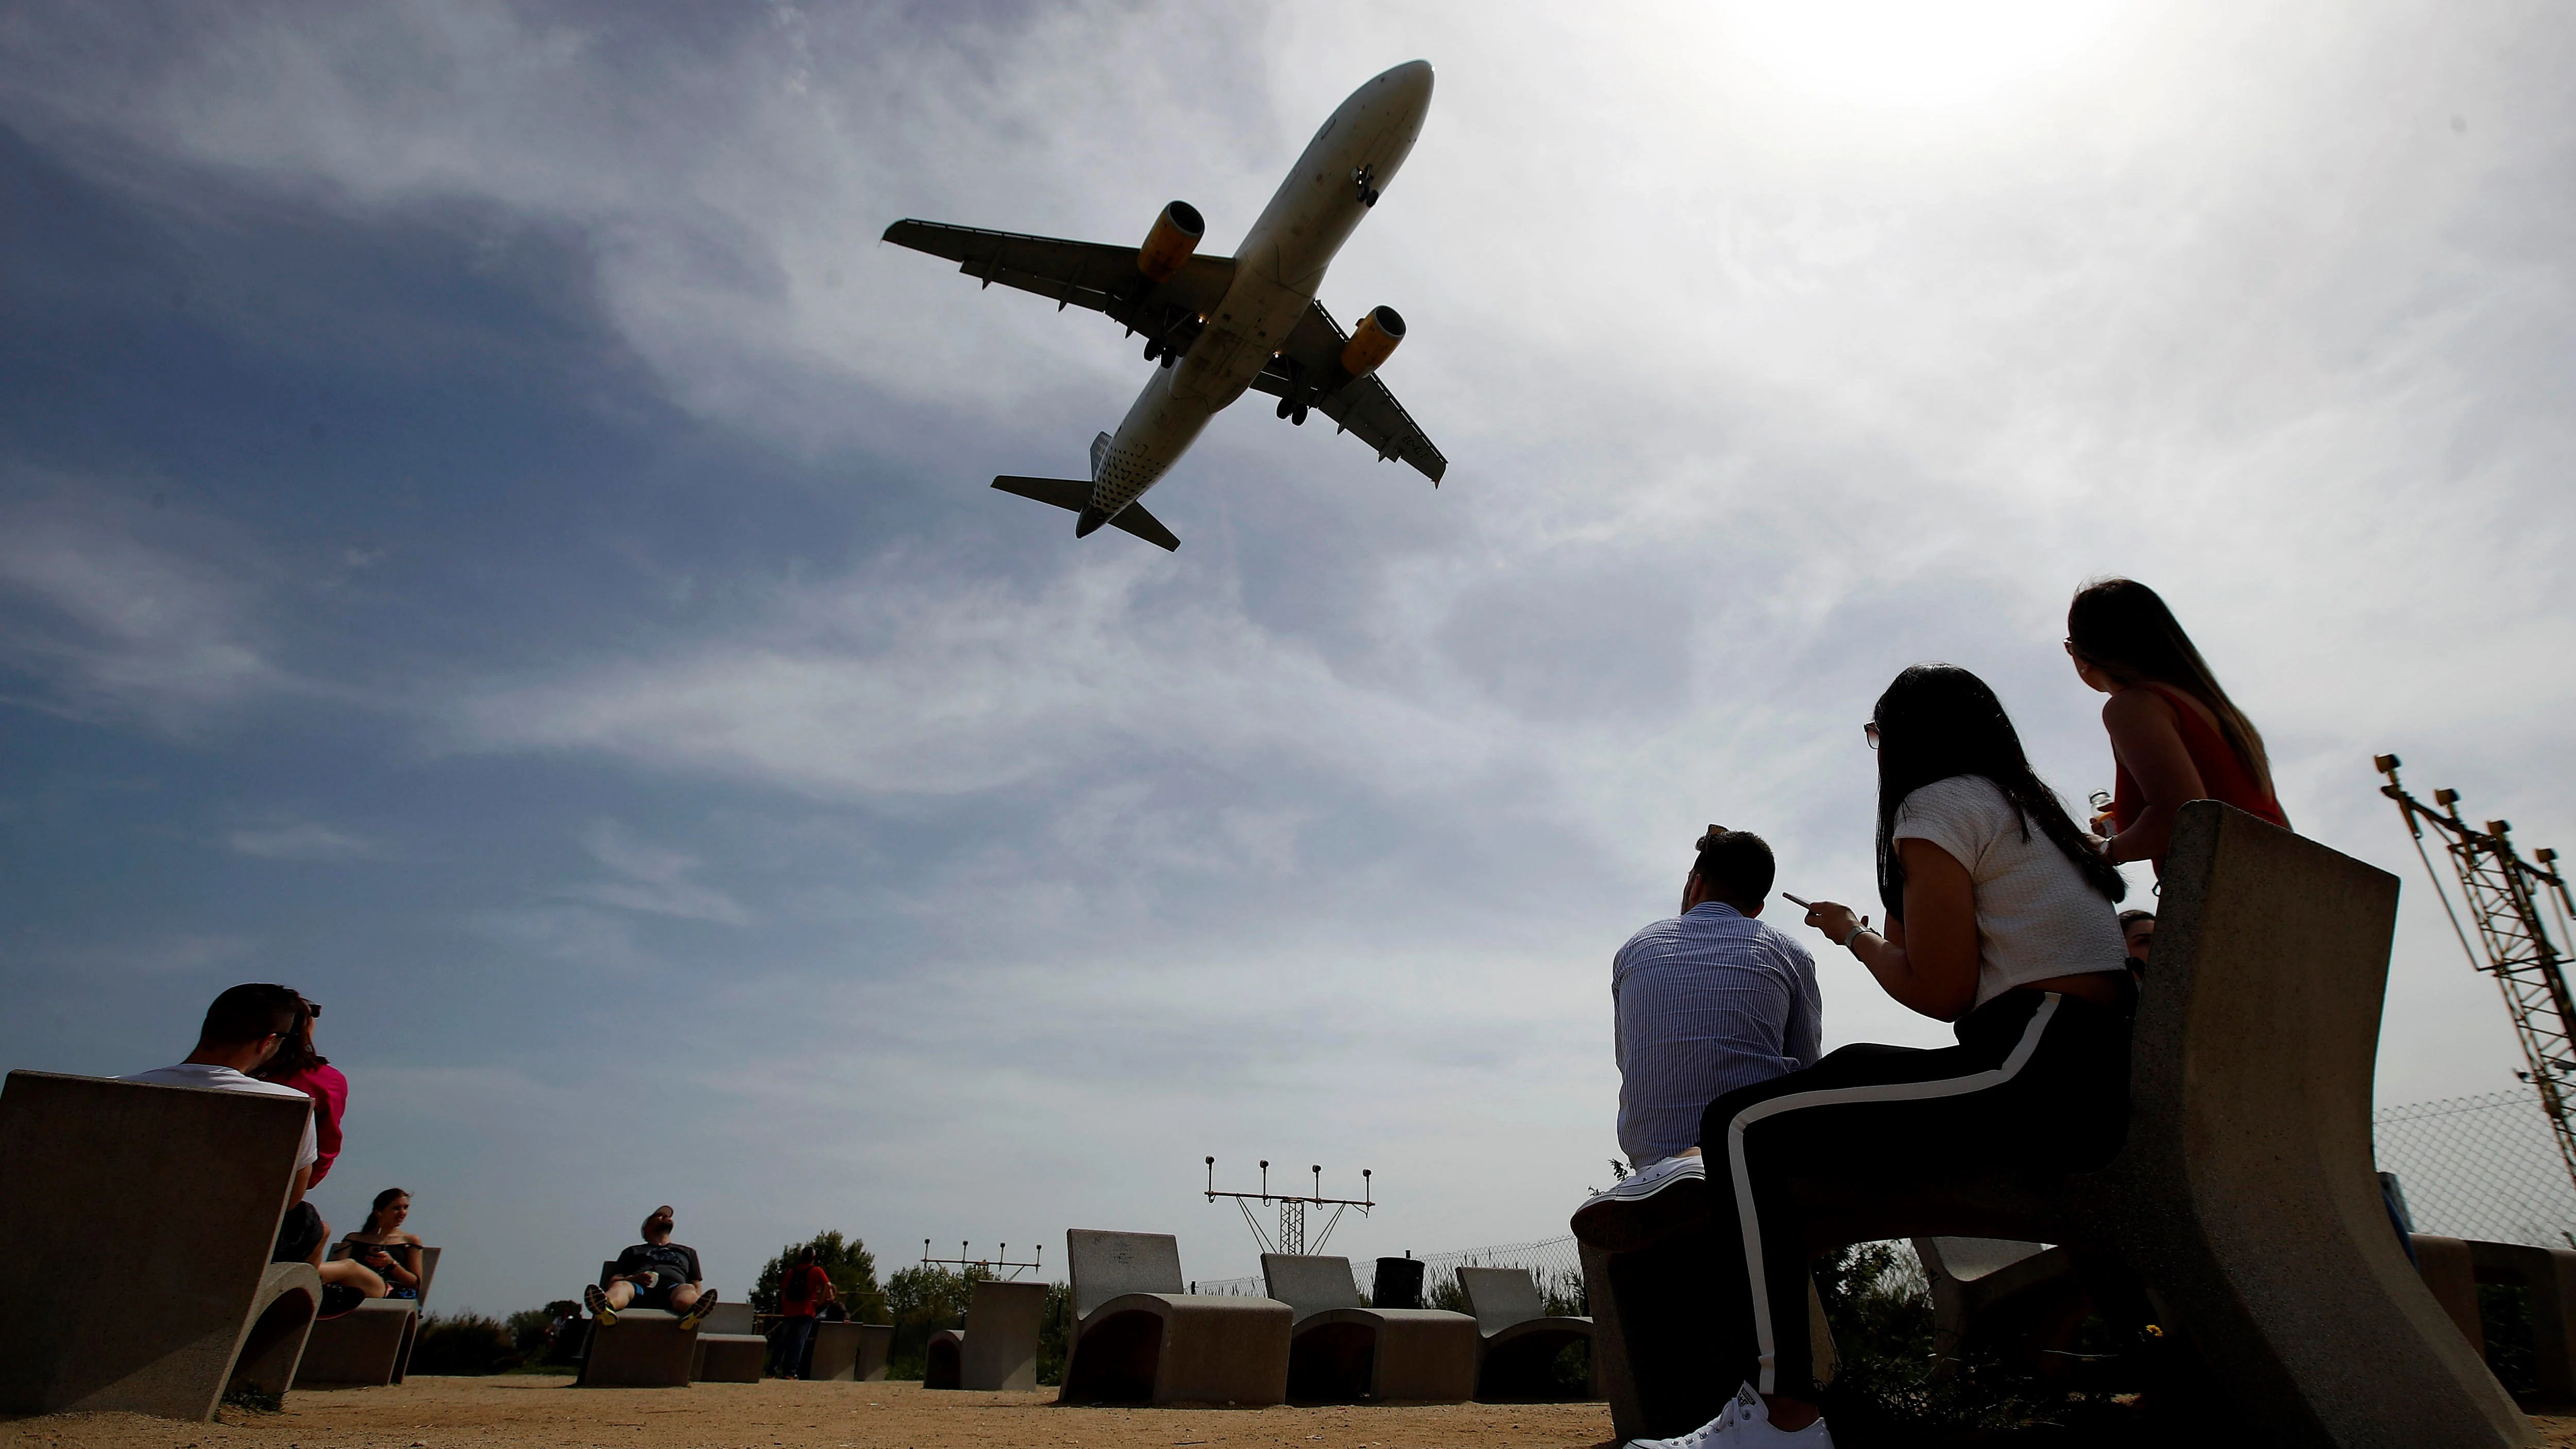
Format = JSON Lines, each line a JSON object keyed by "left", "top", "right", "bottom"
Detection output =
{"left": 341, "top": 1188, "right": 426, "bottom": 1300}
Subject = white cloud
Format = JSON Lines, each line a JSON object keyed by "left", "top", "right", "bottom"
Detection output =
{"left": 0, "top": 486, "right": 291, "bottom": 732}
{"left": 226, "top": 822, "right": 385, "bottom": 861}
{"left": 566, "top": 820, "right": 752, "bottom": 926}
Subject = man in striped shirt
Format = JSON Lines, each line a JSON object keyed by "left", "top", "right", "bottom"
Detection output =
{"left": 1573, "top": 827, "right": 1822, "bottom": 1251}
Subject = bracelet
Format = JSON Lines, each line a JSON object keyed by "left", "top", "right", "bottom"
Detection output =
{"left": 1840, "top": 927, "right": 1877, "bottom": 950}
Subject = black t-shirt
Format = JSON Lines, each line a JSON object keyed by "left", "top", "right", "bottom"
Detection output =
{"left": 614, "top": 1241, "right": 702, "bottom": 1286}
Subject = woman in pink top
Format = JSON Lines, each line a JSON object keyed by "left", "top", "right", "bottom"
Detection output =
{"left": 255, "top": 996, "right": 349, "bottom": 1186}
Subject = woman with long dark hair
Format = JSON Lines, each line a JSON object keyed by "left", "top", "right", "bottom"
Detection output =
{"left": 253, "top": 995, "right": 349, "bottom": 1187}
{"left": 1636, "top": 666, "right": 2131, "bottom": 1449}
{"left": 341, "top": 1188, "right": 426, "bottom": 1299}
{"left": 2066, "top": 577, "right": 2286, "bottom": 872}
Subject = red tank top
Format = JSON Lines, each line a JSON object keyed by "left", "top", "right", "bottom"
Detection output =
{"left": 2110, "top": 684, "right": 2288, "bottom": 855}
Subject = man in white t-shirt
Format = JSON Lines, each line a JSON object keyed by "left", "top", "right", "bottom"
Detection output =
{"left": 124, "top": 984, "right": 385, "bottom": 1305}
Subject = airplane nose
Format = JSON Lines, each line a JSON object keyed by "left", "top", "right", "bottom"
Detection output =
{"left": 1381, "top": 59, "right": 1434, "bottom": 104}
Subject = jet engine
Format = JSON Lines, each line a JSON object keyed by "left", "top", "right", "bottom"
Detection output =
{"left": 1137, "top": 200, "right": 1206, "bottom": 283}
{"left": 1339, "top": 305, "right": 1406, "bottom": 377}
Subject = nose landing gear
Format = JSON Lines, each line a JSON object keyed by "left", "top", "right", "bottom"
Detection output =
{"left": 1351, "top": 164, "right": 1380, "bottom": 208}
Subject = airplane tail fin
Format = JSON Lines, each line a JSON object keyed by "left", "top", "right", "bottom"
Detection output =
{"left": 1089, "top": 431, "right": 1113, "bottom": 481}
{"left": 991, "top": 476, "right": 1180, "bottom": 552}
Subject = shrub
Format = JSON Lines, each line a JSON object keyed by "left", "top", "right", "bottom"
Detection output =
{"left": 409, "top": 1312, "right": 523, "bottom": 1375}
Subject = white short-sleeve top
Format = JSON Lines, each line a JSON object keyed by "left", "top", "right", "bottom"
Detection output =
{"left": 1891, "top": 774, "right": 2129, "bottom": 1007}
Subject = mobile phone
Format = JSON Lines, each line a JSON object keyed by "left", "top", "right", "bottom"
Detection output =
{"left": 1782, "top": 893, "right": 1814, "bottom": 909}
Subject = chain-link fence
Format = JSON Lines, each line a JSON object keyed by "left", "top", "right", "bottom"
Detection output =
{"left": 1183, "top": 1089, "right": 2574, "bottom": 1301}
{"left": 2376, "top": 1087, "right": 2576, "bottom": 1249}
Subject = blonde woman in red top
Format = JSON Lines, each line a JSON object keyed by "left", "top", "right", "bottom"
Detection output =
{"left": 2066, "top": 578, "right": 2288, "bottom": 873}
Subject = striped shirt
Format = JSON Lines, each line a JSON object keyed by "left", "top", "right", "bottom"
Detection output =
{"left": 1613, "top": 902, "right": 1823, "bottom": 1165}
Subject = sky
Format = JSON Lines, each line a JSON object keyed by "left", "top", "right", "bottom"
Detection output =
{"left": 4, "top": 0, "right": 2574, "bottom": 1318}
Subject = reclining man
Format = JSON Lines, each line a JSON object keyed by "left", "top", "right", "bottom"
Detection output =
{"left": 1574, "top": 826, "right": 1822, "bottom": 1250}
{"left": 585, "top": 1205, "right": 718, "bottom": 1328}
{"left": 125, "top": 983, "right": 388, "bottom": 1311}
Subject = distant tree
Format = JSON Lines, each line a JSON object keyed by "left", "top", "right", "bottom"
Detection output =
{"left": 1033, "top": 1281, "right": 1072, "bottom": 1386}
{"left": 750, "top": 1230, "right": 883, "bottom": 1318}
{"left": 879, "top": 1261, "right": 989, "bottom": 1378}
{"left": 507, "top": 1300, "right": 581, "bottom": 1357}
{"left": 410, "top": 1312, "right": 522, "bottom": 1375}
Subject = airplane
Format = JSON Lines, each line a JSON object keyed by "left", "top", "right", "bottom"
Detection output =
{"left": 883, "top": 60, "right": 1446, "bottom": 552}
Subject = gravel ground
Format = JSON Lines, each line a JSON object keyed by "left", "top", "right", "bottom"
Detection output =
{"left": 6, "top": 1377, "right": 2570, "bottom": 1449}
{"left": 0, "top": 1378, "right": 1614, "bottom": 1449}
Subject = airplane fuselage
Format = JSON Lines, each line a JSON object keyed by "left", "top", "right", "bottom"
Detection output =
{"left": 1082, "top": 61, "right": 1433, "bottom": 532}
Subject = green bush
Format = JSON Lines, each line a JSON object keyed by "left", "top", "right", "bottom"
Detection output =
{"left": 409, "top": 1312, "right": 523, "bottom": 1375}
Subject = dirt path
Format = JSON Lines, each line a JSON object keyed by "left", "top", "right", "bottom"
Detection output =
{"left": 0, "top": 1377, "right": 1615, "bottom": 1449}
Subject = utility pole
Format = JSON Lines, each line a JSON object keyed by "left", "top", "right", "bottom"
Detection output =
{"left": 2377, "top": 754, "right": 2576, "bottom": 1194}
{"left": 1203, "top": 1157, "right": 1372, "bottom": 1256}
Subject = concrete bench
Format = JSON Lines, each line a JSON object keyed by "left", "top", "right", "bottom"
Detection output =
{"left": 2414, "top": 1234, "right": 2576, "bottom": 1411}
{"left": 1910, "top": 1236, "right": 2087, "bottom": 1373}
{"left": 0, "top": 1071, "right": 323, "bottom": 1421}
{"left": 577, "top": 1263, "right": 698, "bottom": 1388}
{"left": 1260, "top": 1253, "right": 1477, "bottom": 1402}
{"left": 924, "top": 1279, "right": 1048, "bottom": 1390}
{"left": 1456, "top": 1266, "right": 1592, "bottom": 1402}
{"left": 1577, "top": 802, "right": 2533, "bottom": 1446}
{"left": 294, "top": 1244, "right": 444, "bottom": 1388}
{"left": 689, "top": 1301, "right": 764, "bottom": 1383}
{"left": 807, "top": 1321, "right": 893, "bottom": 1382}
{"left": 1057, "top": 1229, "right": 1291, "bottom": 1405}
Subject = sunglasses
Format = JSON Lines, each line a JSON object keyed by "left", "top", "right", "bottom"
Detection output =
{"left": 1863, "top": 721, "right": 1880, "bottom": 749}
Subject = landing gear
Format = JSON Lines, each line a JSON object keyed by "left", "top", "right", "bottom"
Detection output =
{"left": 1159, "top": 351, "right": 1176, "bottom": 369}
{"left": 1351, "top": 164, "right": 1380, "bottom": 208}
{"left": 1292, "top": 404, "right": 1308, "bottom": 425}
{"left": 1143, "top": 338, "right": 1163, "bottom": 362}
{"left": 1276, "top": 397, "right": 1294, "bottom": 420}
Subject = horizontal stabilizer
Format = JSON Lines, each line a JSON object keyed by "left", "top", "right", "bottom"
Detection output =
{"left": 991, "top": 476, "right": 1180, "bottom": 552}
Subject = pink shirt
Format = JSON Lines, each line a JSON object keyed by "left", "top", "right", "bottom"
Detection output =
{"left": 278, "top": 1064, "right": 348, "bottom": 1186}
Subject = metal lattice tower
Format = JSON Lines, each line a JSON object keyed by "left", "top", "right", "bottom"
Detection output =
{"left": 2378, "top": 755, "right": 2576, "bottom": 1194}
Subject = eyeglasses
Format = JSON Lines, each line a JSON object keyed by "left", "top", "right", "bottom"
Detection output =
{"left": 1863, "top": 722, "right": 1880, "bottom": 749}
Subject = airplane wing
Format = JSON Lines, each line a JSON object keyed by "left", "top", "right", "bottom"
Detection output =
{"left": 1250, "top": 301, "right": 1448, "bottom": 485}
{"left": 881, "top": 219, "right": 1235, "bottom": 342}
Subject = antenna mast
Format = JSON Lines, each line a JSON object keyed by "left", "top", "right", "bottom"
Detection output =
{"left": 2377, "top": 754, "right": 2576, "bottom": 1192}
{"left": 1203, "top": 1157, "right": 1372, "bottom": 1256}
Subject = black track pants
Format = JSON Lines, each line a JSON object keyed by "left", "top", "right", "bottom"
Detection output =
{"left": 1694, "top": 986, "right": 2131, "bottom": 1399}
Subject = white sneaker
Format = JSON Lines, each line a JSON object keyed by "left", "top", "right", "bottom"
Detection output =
{"left": 1573, "top": 1152, "right": 1709, "bottom": 1251}
{"left": 1628, "top": 1383, "right": 1833, "bottom": 1449}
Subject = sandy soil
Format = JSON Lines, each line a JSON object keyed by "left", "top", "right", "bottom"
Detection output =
{"left": 0, "top": 1377, "right": 1615, "bottom": 1449}
{"left": 8, "top": 1378, "right": 2571, "bottom": 1449}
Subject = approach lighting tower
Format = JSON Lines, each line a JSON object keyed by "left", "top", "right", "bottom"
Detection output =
{"left": 2376, "top": 754, "right": 2576, "bottom": 1191}
{"left": 1204, "top": 1157, "right": 1372, "bottom": 1256}
{"left": 920, "top": 1240, "right": 1043, "bottom": 1281}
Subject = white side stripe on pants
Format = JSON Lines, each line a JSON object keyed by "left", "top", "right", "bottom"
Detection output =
{"left": 1723, "top": 992, "right": 2063, "bottom": 1395}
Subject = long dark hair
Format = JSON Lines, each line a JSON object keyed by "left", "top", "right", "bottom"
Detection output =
{"left": 2066, "top": 578, "right": 2275, "bottom": 797}
{"left": 364, "top": 1187, "right": 408, "bottom": 1235}
{"left": 251, "top": 995, "right": 326, "bottom": 1081}
{"left": 1873, "top": 664, "right": 2125, "bottom": 918}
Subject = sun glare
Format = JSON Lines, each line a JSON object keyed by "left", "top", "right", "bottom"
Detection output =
{"left": 1723, "top": 0, "right": 2127, "bottom": 109}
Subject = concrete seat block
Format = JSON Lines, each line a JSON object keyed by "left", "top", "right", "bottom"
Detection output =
{"left": 804, "top": 1322, "right": 891, "bottom": 1382}
{"left": 1059, "top": 1231, "right": 1291, "bottom": 1406}
{"left": 578, "top": 1309, "right": 698, "bottom": 1388}
{"left": 292, "top": 1301, "right": 417, "bottom": 1388}
{"left": 2463, "top": 1238, "right": 2576, "bottom": 1408}
{"left": 922, "top": 1328, "right": 964, "bottom": 1389}
{"left": 1458, "top": 1267, "right": 1592, "bottom": 1403}
{"left": 691, "top": 1334, "right": 764, "bottom": 1383}
{"left": 0, "top": 1071, "right": 319, "bottom": 1421}
{"left": 1911, "top": 1236, "right": 2088, "bottom": 1371}
{"left": 1263, "top": 1254, "right": 1477, "bottom": 1403}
